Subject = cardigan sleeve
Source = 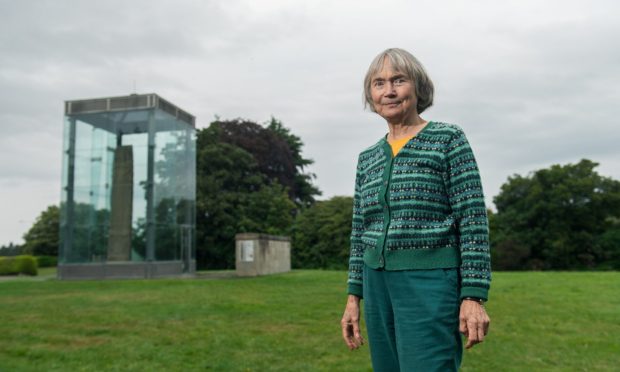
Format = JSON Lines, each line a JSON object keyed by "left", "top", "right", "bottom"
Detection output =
{"left": 445, "top": 128, "right": 492, "bottom": 301}
{"left": 347, "top": 155, "right": 365, "bottom": 298}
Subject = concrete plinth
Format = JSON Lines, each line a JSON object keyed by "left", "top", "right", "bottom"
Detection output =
{"left": 235, "top": 233, "right": 291, "bottom": 277}
{"left": 57, "top": 260, "right": 196, "bottom": 280}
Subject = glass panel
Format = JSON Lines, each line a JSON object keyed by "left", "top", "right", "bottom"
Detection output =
{"left": 187, "top": 128, "right": 197, "bottom": 261}
{"left": 121, "top": 131, "right": 148, "bottom": 261}
{"left": 109, "top": 110, "right": 151, "bottom": 261}
{"left": 152, "top": 111, "right": 196, "bottom": 262}
{"left": 62, "top": 117, "right": 116, "bottom": 263}
{"left": 59, "top": 114, "right": 117, "bottom": 263}
{"left": 60, "top": 118, "right": 71, "bottom": 229}
{"left": 59, "top": 118, "right": 73, "bottom": 263}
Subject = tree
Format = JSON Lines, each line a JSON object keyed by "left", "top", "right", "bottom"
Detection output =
{"left": 209, "top": 118, "right": 321, "bottom": 209}
{"left": 594, "top": 217, "right": 620, "bottom": 269}
{"left": 0, "top": 242, "right": 22, "bottom": 256}
{"left": 291, "top": 196, "right": 353, "bottom": 269}
{"left": 196, "top": 123, "right": 297, "bottom": 269}
{"left": 22, "top": 205, "right": 60, "bottom": 257}
{"left": 492, "top": 159, "right": 620, "bottom": 270}
{"left": 266, "top": 117, "right": 321, "bottom": 207}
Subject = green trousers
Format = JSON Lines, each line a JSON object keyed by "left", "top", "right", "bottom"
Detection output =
{"left": 363, "top": 265, "right": 462, "bottom": 372}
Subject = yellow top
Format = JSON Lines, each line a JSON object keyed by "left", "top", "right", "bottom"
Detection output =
{"left": 388, "top": 134, "right": 416, "bottom": 156}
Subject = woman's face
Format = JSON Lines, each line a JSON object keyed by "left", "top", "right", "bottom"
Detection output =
{"left": 370, "top": 58, "right": 418, "bottom": 124}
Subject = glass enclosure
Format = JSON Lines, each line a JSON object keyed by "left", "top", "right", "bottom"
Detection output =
{"left": 59, "top": 94, "right": 195, "bottom": 277}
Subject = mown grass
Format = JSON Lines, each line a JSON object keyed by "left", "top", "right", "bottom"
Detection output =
{"left": 0, "top": 271, "right": 618, "bottom": 371}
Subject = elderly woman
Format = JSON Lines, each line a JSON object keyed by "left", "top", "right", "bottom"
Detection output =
{"left": 341, "top": 48, "right": 491, "bottom": 371}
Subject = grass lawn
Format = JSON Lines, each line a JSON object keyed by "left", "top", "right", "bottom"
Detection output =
{"left": 1, "top": 271, "right": 619, "bottom": 371}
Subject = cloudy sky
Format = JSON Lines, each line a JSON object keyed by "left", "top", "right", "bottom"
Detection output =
{"left": 1, "top": 0, "right": 619, "bottom": 245}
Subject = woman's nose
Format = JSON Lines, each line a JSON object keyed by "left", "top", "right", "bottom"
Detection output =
{"left": 383, "top": 82, "right": 396, "bottom": 96}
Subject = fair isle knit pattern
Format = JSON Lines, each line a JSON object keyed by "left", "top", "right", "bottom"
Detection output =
{"left": 347, "top": 121, "right": 491, "bottom": 301}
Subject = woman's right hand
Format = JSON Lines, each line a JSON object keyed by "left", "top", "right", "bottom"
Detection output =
{"left": 341, "top": 295, "right": 364, "bottom": 350}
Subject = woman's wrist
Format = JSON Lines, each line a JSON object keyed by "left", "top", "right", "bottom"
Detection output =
{"left": 347, "top": 294, "right": 361, "bottom": 304}
{"left": 462, "top": 297, "right": 484, "bottom": 304}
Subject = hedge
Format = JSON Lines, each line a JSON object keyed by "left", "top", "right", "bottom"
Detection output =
{"left": 0, "top": 255, "right": 38, "bottom": 276}
{"left": 36, "top": 255, "right": 58, "bottom": 268}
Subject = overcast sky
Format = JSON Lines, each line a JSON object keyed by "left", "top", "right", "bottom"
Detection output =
{"left": 1, "top": 0, "right": 619, "bottom": 245}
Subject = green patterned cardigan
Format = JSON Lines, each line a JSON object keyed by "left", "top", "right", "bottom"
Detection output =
{"left": 347, "top": 121, "right": 491, "bottom": 301}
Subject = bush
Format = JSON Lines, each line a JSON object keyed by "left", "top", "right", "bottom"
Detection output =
{"left": 0, "top": 257, "right": 12, "bottom": 275}
{"left": 36, "top": 255, "right": 58, "bottom": 268}
{"left": 15, "top": 256, "right": 38, "bottom": 276}
{"left": 291, "top": 196, "right": 353, "bottom": 269}
{"left": 0, "top": 255, "right": 38, "bottom": 276}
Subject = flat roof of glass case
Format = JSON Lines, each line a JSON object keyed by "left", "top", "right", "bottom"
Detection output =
{"left": 65, "top": 93, "right": 195, "bottom": 127}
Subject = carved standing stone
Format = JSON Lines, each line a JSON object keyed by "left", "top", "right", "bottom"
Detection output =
{"left": 108, "top": 145, "right": 133, "bottom": 261}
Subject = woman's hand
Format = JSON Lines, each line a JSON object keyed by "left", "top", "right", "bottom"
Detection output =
{"left": 459, "top": 300, "right": 490, "bottom": 349}
{"left": 341, "top": 295, "right": 364, "bottom": 350}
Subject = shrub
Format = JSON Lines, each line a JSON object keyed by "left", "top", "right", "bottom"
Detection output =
{"left": 15, "top": 256, "right": 38, "bottom": 275}
{"left": 36, "top": 255, "right": 58, "bottom": 268}
{"left": 0, "top": 255, "right": 38, "bottom": 276}
{"left": 291, "top": 196, "right": 353, "bottom": 269}
{"left": 0, "top": 257, "right": 13, "bottom": 275}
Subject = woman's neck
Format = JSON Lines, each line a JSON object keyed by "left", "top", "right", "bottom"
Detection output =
{"left": 387, "top": 117, "right": 428, "bottom": 141}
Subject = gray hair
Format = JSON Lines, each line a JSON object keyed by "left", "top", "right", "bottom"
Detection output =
{"left": 363, "top": 48, "right": 434, "bottom": 114}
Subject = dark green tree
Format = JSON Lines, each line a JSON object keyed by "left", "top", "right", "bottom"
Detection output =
{"left": 492, "top": 159, "right": 620, "bottom": 270}
{"left": 208, "top": 118, "right": 321, "bottom": 208}
{"left": 0, "top": 242, "right": 22, "bottom": 256}
{"left": 291, "top": 196, "right": 353, "bottom": 269}
{"left": 196, "top": 123, "right": 296, "bottom": 269}
{"left": 266, "top": 117, "right": 321, "bottom": 207}
{"left": 22, "top": 205, "right": 60, "bottom": 257}
{"left": 594, "top": 217, "right": 620, "bottom": 269}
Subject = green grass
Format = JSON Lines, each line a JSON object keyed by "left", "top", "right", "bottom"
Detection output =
{"left": 0, "top": 271, "right": 618, "bottom": 371}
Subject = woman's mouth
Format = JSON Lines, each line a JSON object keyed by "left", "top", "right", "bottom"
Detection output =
{"left": 384, "top": 101, "right": 400, "bottom": 107}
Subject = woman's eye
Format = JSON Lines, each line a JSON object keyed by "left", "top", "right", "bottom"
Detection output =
{"left": 394, "top": 79, "right": 406, "bottom": 85}
{"left": 373, "top": 81, "right": 384, "bottom": 88}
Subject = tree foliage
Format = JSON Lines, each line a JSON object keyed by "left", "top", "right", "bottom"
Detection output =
{"left": 209, "top": 118, "right": 321, "bottom": 208}
{"left": 22, "top": 205, "right": 59, "bottom": 257}
{"left": 195, "top": 119, "right": 313, "bottom": 269}
{"left": 291, "top": 196, "right": 353, "bottom": 269}
{"left": 0, "top": 242, "right": 22, "bottom": 256}
{"left": 266, "top": 117, "right": 321, "bottom": 208}
{"left": 491, "top": 159, "right": 620, "bottom": 270}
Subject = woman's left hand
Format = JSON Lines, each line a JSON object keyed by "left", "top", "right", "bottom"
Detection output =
{"left": 459, "top": 300, "right": 490, "bottom": 349}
